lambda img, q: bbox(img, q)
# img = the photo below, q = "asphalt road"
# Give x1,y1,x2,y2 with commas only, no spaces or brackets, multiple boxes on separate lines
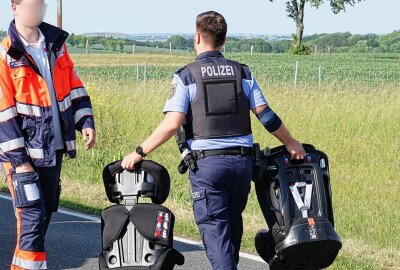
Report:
0,193,268,270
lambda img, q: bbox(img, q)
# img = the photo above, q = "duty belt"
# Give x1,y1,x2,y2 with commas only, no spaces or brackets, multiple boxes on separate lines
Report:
193,147,253,160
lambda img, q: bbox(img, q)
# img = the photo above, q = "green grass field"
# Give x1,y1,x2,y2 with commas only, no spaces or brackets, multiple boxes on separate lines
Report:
1,52,399,269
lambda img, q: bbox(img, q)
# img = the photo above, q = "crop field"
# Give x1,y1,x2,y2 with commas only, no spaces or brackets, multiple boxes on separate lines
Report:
1,52,399,269
71,52,400,87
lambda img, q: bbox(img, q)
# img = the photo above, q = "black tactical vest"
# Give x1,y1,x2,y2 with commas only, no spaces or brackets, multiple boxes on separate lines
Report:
184,59,251,140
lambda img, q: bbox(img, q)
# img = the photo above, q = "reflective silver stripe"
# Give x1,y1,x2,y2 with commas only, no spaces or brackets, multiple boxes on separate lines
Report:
0,44,7,60
0,137,25,153
70,87,89,100
13,256,47,269
0,44,13,64
66,140,76,151
0,106,18,122
58,96,72,112
74,108,93,124
16,102,42,117
26,148,44,159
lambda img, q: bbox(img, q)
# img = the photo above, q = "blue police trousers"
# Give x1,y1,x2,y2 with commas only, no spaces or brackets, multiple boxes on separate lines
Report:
189,154,253,270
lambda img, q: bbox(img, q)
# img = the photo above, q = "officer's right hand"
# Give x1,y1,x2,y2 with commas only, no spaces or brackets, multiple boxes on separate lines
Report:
15,162,35,173
121,152,143,171
285,139,306,160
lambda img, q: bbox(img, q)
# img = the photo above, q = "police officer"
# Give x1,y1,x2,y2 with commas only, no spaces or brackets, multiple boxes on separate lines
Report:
122,11,306,270
0,0,95,269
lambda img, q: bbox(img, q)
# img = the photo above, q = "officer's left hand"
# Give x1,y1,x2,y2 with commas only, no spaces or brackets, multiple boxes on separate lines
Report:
82,128,96,150
121,152,143,170
285,139,306,160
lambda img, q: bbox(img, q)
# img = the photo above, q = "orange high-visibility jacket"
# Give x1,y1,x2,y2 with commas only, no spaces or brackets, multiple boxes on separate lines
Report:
0,21,95,167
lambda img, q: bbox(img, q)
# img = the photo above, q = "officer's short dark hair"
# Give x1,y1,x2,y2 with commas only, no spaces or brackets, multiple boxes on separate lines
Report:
196,11,227,48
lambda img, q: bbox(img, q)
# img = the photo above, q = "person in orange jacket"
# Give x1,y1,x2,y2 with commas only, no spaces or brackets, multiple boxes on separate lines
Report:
0,0,96,269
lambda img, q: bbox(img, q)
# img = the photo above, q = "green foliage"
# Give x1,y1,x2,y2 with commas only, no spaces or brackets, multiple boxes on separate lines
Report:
226,38,273,53
268,0,366,19
329,0,365,13
166,35,193,50
379,30,400,53
304,30,400,53
0,30,7,40
100,38,126,52
288,44,311,54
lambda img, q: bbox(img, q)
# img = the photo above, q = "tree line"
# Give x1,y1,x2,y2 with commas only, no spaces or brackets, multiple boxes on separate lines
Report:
1,29,399,54
65,31,399,54
303,31,400,53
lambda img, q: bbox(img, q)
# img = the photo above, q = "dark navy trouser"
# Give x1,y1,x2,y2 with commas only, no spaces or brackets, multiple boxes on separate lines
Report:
36,150,64,235
189,154,253,270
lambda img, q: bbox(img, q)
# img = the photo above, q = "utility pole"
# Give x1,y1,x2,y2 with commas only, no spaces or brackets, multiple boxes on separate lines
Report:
57,0,63,29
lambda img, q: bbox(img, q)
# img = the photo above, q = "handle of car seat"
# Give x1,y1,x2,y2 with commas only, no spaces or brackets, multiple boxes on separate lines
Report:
289,157,305,165
108,160,145,174
109,160,123,174
280,143,315,164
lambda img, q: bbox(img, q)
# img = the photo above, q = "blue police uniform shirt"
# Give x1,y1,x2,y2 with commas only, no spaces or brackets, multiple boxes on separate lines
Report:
163,51,268,150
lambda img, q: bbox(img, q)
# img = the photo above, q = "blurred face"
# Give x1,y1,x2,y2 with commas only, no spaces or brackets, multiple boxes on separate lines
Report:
12,0,47,28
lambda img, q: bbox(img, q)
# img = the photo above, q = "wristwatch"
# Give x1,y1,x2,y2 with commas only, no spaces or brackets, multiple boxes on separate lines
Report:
135,146,147,158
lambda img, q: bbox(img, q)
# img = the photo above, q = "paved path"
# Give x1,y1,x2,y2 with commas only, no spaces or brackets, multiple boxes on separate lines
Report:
0,193,268,270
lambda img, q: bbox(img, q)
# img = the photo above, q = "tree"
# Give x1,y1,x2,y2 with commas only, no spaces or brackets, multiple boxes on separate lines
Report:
117,39,126,52
167,35,192,50
67,33,77,47
254,38,272,53
268,0,365,48
379,30,400,53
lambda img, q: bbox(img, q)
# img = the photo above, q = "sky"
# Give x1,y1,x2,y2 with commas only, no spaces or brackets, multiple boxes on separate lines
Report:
0,0,398,36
